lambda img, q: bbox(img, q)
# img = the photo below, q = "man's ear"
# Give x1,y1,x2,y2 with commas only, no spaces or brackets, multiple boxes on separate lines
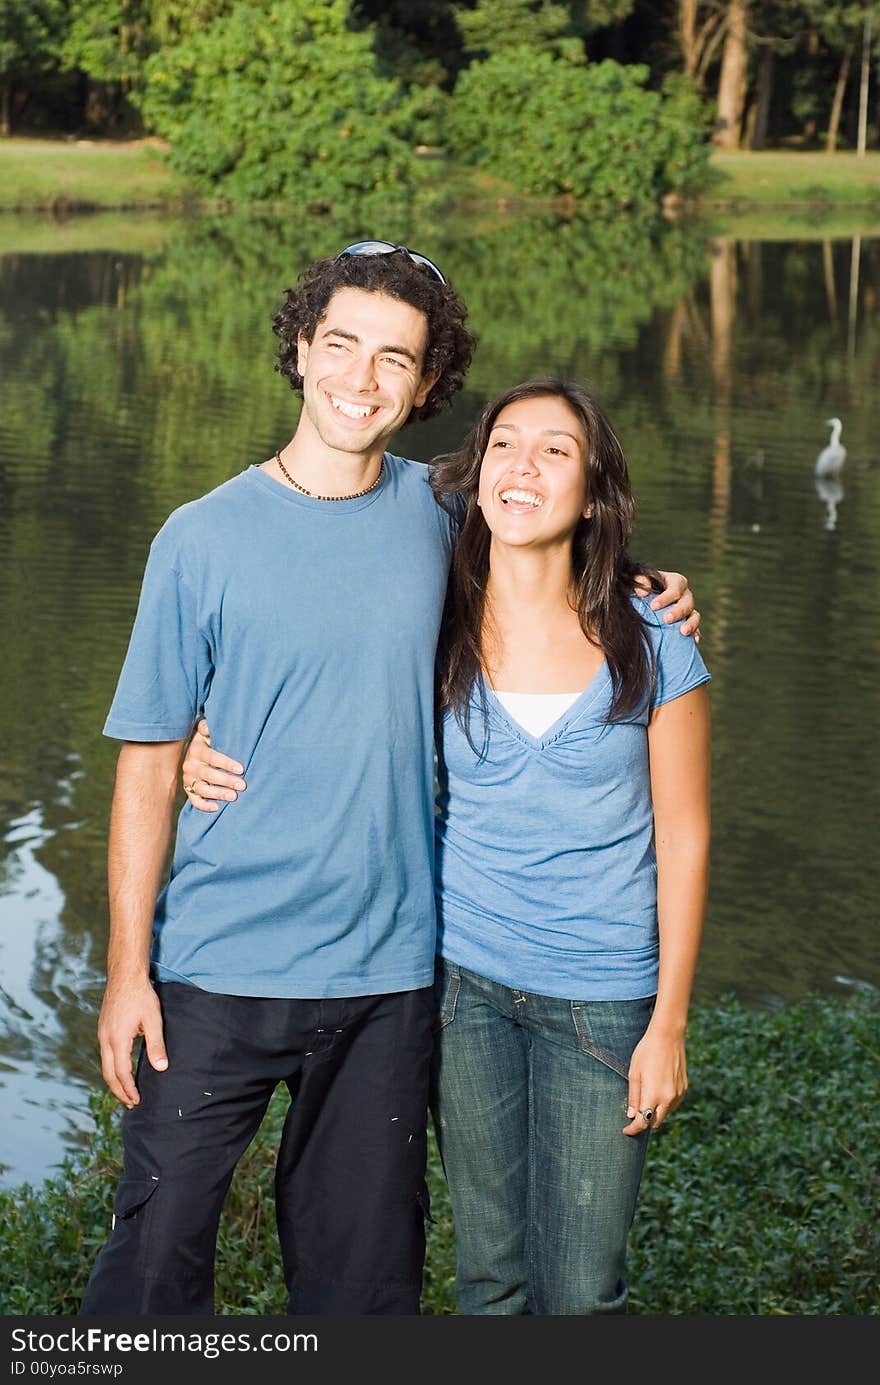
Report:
296,333,310,377
413,370,440,409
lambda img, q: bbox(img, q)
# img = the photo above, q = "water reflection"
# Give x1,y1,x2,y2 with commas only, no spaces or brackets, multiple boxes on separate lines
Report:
1,212,878,1185
816,475,845,531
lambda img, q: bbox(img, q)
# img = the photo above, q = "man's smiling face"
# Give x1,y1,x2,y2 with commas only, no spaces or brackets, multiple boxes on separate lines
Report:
296,288,437,459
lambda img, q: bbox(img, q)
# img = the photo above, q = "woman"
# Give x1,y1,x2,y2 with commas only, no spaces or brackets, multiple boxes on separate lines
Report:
182,379,710,1315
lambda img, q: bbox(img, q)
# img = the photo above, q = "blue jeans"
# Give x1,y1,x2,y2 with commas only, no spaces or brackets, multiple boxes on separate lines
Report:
430,960,654,1315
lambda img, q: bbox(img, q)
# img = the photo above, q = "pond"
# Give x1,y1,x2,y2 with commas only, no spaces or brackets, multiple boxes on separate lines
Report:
1,208,878,1187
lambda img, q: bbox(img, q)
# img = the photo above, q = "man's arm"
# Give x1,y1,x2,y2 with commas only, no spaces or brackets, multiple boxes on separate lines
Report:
98,739,186,1107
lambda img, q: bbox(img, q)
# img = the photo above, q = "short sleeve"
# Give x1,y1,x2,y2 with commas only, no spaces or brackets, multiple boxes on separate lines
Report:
649,612,711,712
103,523,213,742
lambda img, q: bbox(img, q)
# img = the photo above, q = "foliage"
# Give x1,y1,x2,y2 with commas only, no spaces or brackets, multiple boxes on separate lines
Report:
628,991,880,1313
59,1,151,89
451,0,638,59
446,51,712,208
0,0,65,133
1,993,876,1315
133,0,436,210
0,0,63,79
453,0,577,60
354,0,464,89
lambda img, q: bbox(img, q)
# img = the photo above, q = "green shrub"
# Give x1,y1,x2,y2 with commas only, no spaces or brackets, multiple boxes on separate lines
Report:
134,0,438,212
445,52,711,210
1,993,876,1315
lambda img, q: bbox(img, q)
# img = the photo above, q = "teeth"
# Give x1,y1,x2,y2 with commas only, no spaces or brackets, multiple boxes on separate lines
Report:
329,394,378,420
500,488,543,507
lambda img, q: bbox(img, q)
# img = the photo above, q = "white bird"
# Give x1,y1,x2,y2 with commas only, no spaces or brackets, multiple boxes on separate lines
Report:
814,417,847,477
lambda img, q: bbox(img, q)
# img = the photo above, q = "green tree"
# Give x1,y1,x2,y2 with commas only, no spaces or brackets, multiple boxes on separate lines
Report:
135,0,437,210
58,0,234,131
0,0,64,135
446,50,711,209
453,0,576,59
451,0,637,60
354,1,462,89
799,1,880,149
60,0,151,131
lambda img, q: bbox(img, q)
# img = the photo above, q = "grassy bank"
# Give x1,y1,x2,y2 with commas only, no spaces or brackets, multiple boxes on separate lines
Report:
0,137,192,211
0,210,181,255
1,991,877,1316
705,150,880,210
3,139,880,219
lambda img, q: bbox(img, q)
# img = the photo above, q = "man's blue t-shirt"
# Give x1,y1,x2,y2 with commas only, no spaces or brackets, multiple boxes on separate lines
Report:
434,597,710,1000
104,458,455,998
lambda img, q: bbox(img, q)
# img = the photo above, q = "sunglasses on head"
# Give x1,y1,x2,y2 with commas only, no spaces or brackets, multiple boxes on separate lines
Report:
334,240,447,286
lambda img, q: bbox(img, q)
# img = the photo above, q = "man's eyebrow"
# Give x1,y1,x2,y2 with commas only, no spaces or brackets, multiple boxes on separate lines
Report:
491,423,581,443
320,325,419,364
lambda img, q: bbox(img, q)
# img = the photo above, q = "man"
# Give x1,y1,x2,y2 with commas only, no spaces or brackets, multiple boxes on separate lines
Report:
81,241,699,1316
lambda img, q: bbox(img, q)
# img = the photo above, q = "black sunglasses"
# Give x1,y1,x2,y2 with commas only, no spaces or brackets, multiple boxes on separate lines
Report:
334,240,447,286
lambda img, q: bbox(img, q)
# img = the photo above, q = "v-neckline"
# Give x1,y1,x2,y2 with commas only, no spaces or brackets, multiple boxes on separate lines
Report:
485,661,609,750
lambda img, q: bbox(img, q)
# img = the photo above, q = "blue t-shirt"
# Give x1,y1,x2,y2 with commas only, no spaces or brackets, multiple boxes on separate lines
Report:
104,458,456,998
434,597,710,1000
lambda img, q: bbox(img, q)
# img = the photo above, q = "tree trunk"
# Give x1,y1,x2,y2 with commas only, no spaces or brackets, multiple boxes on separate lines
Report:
827,46,852,153
663,296,687,381
1,81,10,138
714,0,749,149
848,235,861,361
710,238,736,559
750,48,773,150
746,239,763,316
822,240,837,322
85,79,113,133
857,16,872,157
680,0,698,75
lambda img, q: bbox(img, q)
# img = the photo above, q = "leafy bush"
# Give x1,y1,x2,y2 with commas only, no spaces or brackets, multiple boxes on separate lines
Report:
445,51,711,210
134,0,439,211
1,993,876,1315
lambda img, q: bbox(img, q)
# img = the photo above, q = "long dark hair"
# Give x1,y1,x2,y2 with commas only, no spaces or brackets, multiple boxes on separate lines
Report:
430,379,661,745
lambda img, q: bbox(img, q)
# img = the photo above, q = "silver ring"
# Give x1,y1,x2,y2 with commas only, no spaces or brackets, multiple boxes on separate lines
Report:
639,1107,655,1123
184,781,197,795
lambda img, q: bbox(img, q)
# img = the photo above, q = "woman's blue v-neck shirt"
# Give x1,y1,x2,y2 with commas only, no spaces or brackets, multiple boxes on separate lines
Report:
434,597,710,1000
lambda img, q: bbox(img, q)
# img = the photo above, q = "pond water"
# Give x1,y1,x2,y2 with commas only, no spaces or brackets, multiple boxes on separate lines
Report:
1,210,878,1187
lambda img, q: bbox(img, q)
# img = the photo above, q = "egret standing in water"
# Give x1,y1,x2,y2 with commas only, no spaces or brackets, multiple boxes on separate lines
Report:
815,417,847,477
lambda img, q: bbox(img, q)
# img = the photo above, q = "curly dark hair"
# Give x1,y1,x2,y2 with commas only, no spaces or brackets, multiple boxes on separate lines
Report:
272,251,476,423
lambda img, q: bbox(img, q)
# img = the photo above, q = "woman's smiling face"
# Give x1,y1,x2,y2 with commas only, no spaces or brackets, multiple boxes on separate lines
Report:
477,394,591,551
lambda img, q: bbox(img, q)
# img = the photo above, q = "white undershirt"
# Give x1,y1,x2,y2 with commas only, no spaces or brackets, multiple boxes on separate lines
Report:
493,690,582,738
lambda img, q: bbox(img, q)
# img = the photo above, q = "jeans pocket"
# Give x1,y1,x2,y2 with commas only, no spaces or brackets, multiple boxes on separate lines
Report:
570,996,655,1079
433,962,461,1032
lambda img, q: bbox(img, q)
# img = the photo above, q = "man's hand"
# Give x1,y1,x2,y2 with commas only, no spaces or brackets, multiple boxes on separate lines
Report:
634,570,701,641
98,976,167,1107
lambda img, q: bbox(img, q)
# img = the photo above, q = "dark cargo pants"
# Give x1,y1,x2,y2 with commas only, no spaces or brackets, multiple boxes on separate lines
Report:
80,981,434,1315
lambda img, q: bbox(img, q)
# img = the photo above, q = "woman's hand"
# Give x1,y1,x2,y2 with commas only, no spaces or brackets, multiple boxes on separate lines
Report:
182,719,246,813
634,570,701,641
622,1024,688,1136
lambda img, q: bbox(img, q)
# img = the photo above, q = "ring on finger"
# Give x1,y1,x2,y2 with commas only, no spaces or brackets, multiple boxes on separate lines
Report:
639,1107,655,1123
184,781,198,794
